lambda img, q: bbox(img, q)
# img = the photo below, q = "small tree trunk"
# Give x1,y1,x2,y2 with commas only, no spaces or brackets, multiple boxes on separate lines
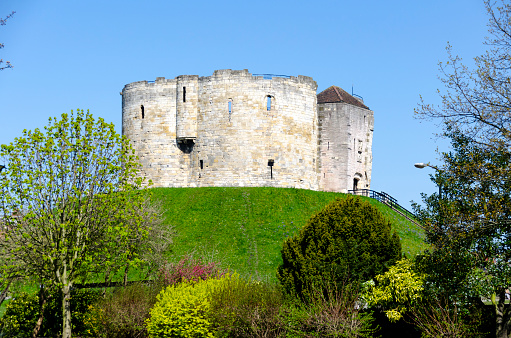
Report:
495,288,511,338
103,266,112,298
0,278,13,308
33,286,48,338
123,261,130,287
62,283,72,338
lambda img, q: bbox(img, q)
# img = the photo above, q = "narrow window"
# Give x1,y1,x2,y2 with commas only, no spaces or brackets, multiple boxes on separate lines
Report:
268,159,274,179
228,100,232,121
141,105,145,119
183,87,186,102
267,96,272,111
200,160,203,170
327,142,329,150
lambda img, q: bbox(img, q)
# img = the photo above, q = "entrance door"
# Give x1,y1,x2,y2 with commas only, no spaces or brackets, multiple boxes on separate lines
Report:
353,178,359,191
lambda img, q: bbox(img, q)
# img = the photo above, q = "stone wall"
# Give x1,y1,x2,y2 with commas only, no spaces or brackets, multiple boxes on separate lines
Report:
121,69,320,189
317,102,374,192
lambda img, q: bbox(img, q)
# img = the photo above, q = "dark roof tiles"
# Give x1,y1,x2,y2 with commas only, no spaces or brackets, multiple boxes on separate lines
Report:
317,86,369,110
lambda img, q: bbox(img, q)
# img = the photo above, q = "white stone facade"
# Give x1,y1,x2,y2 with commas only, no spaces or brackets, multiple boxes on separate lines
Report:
121,69,373,192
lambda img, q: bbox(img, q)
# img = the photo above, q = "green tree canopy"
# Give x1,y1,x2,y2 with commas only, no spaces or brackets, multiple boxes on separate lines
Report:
414,129,511,337
0,110,149,338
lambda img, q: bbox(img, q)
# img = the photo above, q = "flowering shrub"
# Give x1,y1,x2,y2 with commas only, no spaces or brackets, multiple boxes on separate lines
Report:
158,256,225,286
146,274,233,338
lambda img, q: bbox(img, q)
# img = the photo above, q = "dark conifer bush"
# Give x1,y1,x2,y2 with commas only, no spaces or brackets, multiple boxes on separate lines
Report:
277,196,401,300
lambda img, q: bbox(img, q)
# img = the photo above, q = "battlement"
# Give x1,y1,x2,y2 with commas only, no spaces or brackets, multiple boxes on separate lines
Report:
122,69,317,94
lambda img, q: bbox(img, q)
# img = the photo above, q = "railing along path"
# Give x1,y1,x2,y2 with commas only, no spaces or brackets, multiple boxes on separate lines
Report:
348,189,421,227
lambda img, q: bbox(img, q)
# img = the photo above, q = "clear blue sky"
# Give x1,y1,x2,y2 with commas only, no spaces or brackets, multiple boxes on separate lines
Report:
0,0,489,210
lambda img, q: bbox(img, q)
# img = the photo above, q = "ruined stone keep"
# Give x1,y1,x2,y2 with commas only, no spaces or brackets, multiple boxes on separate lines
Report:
121,69,373,193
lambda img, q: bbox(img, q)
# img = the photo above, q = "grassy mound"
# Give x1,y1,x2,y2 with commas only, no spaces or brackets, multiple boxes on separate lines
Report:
152,187,426,281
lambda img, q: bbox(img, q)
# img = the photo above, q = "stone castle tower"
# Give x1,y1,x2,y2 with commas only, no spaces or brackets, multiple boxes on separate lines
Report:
121,69,373,192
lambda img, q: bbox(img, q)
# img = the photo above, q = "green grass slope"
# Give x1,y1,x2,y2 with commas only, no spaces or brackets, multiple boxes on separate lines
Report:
152,187,426,281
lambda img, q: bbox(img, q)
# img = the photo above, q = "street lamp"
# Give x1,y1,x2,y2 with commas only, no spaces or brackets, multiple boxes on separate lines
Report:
414,162,442,199
415,162,446,229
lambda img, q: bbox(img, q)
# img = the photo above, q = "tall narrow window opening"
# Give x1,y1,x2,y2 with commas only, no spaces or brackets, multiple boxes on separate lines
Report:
200,160,203,170
183,87,186,102
228,100,232,121
141,105,145,119
328,142,329,150
268,159,274,179
267,96,272,111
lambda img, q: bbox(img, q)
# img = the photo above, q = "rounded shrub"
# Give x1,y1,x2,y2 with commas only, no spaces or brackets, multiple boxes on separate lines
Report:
146,274,232,338
277,196,401,300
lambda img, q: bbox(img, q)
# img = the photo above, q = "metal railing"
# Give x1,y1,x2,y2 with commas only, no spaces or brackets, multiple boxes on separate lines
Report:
348,189,418,224
352,93,364,101
253,74,291,79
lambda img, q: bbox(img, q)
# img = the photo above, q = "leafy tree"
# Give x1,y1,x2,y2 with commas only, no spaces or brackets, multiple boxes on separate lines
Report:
277,196,401,301
414,130,511,337
0,11,15,71
0,110,149,338
415,1,511,337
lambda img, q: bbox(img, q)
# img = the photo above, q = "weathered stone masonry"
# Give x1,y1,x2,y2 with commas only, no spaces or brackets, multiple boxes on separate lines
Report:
121,69,373,193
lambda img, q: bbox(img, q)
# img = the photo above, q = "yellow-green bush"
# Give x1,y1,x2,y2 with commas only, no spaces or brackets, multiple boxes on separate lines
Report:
146,274,232,338
363,259,424,322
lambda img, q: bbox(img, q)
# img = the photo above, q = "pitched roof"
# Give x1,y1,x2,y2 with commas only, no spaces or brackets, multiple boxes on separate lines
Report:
317,86,369,110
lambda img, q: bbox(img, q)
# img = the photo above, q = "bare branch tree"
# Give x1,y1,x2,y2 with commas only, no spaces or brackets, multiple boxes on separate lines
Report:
0,11,15,71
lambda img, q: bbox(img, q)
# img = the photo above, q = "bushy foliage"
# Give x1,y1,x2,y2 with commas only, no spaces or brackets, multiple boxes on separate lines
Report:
158,256,226,286
0,288,100,337
209,275,373,337
85,283,160,338
363,259,424,322
282,280,375,338
145,271,373,338
0,292,39,337
146,274,231,338
278,196,401,300
409,298,484,338
209,278,285,337
84,257,225,338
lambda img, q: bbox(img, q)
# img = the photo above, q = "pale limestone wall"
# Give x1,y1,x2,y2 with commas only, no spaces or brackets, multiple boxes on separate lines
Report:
122,69,319,189
318,102,374,193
